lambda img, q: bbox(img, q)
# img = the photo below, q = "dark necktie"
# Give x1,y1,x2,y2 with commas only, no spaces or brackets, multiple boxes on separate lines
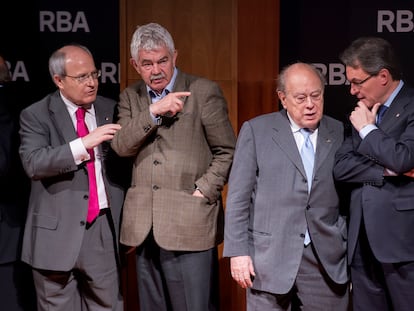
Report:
377,105,388,125
76,108,99,223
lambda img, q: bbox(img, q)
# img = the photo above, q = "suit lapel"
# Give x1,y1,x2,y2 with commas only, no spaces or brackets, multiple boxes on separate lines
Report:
271,111,307,178
378,85,410,131
94,99,113,127
314,117,336,173
49,91,77,143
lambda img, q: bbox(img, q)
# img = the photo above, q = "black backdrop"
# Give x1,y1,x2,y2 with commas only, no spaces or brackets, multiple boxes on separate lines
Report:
1,0,119,115
280,0,414,124
1,1,413,123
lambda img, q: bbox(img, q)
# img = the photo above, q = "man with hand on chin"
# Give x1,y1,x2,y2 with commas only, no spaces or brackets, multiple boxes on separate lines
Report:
334,36,414,311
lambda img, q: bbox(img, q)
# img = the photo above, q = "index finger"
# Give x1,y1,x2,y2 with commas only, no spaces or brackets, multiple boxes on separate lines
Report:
371,102,381,115
172,91,191,98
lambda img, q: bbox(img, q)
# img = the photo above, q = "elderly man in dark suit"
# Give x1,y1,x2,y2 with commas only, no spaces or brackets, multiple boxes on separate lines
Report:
334,36,414,311
19,44,127,311
224,62,349,310
111,22,236,311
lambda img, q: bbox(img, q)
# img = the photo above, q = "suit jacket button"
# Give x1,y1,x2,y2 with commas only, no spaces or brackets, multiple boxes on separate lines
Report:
152,185,159,191
306,205,310,210
80,221,86,226
300,233,305,238
83,194,89,200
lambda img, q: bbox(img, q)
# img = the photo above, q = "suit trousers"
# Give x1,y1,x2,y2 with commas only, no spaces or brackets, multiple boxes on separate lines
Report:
247,243,349,311
32,212,123,311
135,231,220,311
351,223,414,311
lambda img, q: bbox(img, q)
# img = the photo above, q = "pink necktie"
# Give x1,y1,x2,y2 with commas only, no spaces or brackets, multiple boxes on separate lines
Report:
76,108,99,223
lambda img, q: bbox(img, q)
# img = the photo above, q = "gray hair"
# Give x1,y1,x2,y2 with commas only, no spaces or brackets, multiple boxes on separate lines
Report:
48,44,93,80
130,23,175,62
339,36,402,80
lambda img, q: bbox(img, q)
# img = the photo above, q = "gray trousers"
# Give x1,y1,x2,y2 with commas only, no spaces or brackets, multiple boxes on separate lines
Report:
32,213,123,311
247,244,350,311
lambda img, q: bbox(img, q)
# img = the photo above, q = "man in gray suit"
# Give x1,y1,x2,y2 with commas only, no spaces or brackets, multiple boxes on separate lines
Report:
111,23,236,311
224,62,349,310
19,44,127,311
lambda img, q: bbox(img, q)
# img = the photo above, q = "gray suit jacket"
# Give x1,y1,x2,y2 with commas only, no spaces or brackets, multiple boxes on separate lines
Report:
111,70,236,251
223,110,348,294
19,91,127,271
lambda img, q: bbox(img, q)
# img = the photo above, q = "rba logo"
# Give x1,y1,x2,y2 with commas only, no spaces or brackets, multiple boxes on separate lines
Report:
378,10,414,32
39,11,90,32
313,63,348,86
7,61,120,83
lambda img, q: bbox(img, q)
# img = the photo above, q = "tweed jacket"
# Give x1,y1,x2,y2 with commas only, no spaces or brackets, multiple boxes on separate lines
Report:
111,70,236,251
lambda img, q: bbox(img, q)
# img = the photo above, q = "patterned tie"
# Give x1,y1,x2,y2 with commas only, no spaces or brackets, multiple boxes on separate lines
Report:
76,108,99,223
377,105,388,125
300,128,315,246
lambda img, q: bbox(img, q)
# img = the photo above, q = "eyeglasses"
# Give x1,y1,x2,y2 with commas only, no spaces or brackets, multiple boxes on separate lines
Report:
288,91,323,105
64,70,101,84
350,75,373,89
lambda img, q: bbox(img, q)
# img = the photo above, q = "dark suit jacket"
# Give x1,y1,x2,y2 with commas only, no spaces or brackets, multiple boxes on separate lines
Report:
334,83,414,263
111,70,236,251
19,91,128,271
223,110,348,294
0,85,29,264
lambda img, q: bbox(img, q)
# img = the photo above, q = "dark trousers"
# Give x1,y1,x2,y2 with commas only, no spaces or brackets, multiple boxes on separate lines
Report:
0,260,37,311
351,224,414,311
135,232,220,311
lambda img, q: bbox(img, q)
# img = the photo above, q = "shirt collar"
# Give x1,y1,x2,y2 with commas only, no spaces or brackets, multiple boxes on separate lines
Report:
147,67,178,99
383,80,404,109
60,92,95,117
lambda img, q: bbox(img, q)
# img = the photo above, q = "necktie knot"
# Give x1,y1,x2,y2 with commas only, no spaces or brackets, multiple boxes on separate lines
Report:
76,107,87,121
377,105,388,124
300,128,311,139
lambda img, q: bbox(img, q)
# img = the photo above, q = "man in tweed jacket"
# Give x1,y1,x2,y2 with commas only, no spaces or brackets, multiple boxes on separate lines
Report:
111,23,236,311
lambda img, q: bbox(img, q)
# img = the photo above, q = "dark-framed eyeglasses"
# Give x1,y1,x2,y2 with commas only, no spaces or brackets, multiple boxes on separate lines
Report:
64,70,101,84
350,75,373,89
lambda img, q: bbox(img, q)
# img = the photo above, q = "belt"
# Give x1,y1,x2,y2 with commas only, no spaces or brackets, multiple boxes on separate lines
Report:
98,208,109,216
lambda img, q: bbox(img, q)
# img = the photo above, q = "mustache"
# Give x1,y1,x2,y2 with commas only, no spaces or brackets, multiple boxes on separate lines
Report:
150,73,165,81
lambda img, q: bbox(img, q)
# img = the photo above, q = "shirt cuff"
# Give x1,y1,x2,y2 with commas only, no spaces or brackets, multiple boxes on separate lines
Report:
359,124,378,139
70,138,90,165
